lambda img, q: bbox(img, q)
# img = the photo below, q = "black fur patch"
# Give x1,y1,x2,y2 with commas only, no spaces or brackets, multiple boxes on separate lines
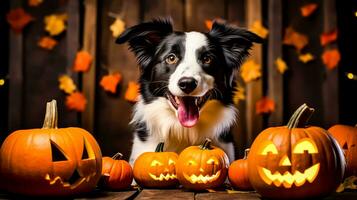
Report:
133,121,148,142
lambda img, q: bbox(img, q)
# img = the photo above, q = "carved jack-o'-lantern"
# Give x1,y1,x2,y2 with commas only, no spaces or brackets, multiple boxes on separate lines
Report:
176,138,229,190
133,142,179,188
248,104,345,199
0,100,102,196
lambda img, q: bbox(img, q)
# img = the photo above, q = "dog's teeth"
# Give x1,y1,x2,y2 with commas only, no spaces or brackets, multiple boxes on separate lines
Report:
175,96,180,105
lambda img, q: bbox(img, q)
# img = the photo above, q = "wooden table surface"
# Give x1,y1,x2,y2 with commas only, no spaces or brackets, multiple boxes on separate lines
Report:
0,189,356,200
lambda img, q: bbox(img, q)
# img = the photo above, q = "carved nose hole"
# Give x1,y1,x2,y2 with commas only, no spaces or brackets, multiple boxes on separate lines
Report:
279,155,291,166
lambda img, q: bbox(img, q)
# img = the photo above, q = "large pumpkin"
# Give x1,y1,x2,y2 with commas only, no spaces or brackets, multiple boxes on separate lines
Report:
133,142,179,188
248,104,345,199
228,149,253,190
176,138,229,190
328,124,357,177
101,153,133,190
0,100,102,196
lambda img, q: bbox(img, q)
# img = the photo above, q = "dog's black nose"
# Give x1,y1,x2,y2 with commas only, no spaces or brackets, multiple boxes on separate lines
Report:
178,77,198,94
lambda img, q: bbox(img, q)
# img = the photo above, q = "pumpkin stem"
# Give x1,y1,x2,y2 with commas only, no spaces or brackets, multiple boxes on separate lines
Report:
243,148,250,160
155,142,165,152
42,99,58,129
112,152,123,160
287,103,315,129
200,138,212,150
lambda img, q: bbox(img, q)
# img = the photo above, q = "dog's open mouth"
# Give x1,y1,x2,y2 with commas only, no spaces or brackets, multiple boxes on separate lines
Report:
166,91,210,127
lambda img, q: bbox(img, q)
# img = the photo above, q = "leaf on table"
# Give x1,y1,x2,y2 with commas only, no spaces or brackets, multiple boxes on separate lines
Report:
110,18,125,38
66,92,87,112
320,29,338,46
58,75,76,94
206,189,216,193
240,60,262,83
28,0,43,7
322,48,341,70
336,176,357,193
38,36,58,50
249,20,268,39
100,72,122,94
283,27,308,52
233,84,245,105
275,57,288,74
73,50,93,72
125,81,140,102
299,53,315,63
6,8,33,33
300,3,318,17
256,97,275,115
44,14,68,36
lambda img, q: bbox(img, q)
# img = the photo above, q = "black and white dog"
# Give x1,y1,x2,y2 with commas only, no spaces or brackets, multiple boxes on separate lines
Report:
116,19,262,164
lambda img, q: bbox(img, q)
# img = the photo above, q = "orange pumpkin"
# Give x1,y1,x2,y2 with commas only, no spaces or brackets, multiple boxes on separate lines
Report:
0,100,102,196
133,142,179,188
228,149,253,190
101,153,133,190
329,124,357,177
247,104,345,199
176,138,229,190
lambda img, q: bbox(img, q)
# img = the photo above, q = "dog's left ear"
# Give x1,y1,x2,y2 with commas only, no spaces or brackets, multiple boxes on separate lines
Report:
208,21,263,68
116,18,173,67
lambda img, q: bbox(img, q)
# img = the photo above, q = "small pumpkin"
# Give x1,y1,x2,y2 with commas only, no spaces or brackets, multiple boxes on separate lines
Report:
328,124,357,177
247,104,345,199
133,142,179,188
101,153,133,190
0,100,102,196
228,148,253,190
176,138,229,190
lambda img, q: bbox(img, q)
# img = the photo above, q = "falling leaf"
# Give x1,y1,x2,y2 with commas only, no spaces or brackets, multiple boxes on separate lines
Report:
38,36,58,50
100,73,122,94
44,14,68,36
58,75,76,94
320,29,338,46
256,97,275,115
250,20,268,39
28,0,43,7
73,50,93,72
205,20,213,30
299,53,315,63
336,176,357,193
125,81,140,102
240,60,262,83
322,49,341,70
66,92,87,112
233,84,245,105
275,57,288,74
283,27,308,52
300,3,318,17
110,18,125,38
6,8,33,33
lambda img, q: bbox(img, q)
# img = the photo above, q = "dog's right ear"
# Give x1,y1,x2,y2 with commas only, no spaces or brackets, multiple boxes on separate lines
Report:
116,18,173,66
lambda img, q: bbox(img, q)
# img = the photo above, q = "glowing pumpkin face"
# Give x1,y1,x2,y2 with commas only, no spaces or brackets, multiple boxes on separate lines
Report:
177,139,229,190
248,104,345,199
133,143,179,188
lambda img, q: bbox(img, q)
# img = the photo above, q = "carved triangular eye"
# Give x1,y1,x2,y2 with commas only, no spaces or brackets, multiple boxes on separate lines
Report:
51,141,68,162
342,142,348,150
81,142,89,159
81,138,95,160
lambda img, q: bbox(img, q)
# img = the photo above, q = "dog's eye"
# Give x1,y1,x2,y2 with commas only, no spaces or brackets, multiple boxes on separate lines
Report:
202,55,212,64
165,54,179,65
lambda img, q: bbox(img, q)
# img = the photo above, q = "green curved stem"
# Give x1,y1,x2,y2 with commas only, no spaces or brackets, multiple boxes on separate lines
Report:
155,142,164,152
200,138,212,150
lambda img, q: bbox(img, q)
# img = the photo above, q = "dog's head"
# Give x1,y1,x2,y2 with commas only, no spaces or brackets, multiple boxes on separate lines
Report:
117,18,262,128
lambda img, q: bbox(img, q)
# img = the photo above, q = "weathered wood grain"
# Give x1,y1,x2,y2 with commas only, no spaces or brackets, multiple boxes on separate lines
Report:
135,189,195,200
195,191,260,200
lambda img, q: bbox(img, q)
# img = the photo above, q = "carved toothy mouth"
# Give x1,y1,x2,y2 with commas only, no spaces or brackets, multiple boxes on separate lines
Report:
183,170,221,184
257,163,320,188
45,171,96,189
149,173,177,181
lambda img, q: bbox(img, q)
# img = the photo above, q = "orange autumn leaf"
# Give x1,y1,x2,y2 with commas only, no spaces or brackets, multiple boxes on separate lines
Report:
205,18,225,30
66,92,87,112
100,73,122,94
73,51,93,72
283,27,308,52
6,8,33,33
240,60,262,83
299,53,315,63
256,97,275,115
44,14,68,36
28,0,43,7
125,81,140,102
320,30,338,46
300,3,318,17
322,49,341,70
38,36,58,50
250,20,269,39
275,57,288,74
58,75,76,94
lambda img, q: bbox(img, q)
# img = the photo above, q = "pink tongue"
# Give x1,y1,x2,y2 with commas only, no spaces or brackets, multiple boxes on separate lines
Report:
178,97,199,127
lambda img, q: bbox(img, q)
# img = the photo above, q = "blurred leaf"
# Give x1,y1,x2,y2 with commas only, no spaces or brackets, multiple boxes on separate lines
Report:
256,97,275,115
28,0,43,7
320,29,338,46
283,27,308,52
240,60,262,83
73,50,93,72
66,92,87,112
6,8,33,33
275,57,288,74
100,73,122,94
322,48,340,70
44,14,67,36
299,53,315,63
300,3,318,17
58,75,76,94
38,36,58,50
250,20,268,39
233,84,245,105
125,81,140,102
110,18,125,38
